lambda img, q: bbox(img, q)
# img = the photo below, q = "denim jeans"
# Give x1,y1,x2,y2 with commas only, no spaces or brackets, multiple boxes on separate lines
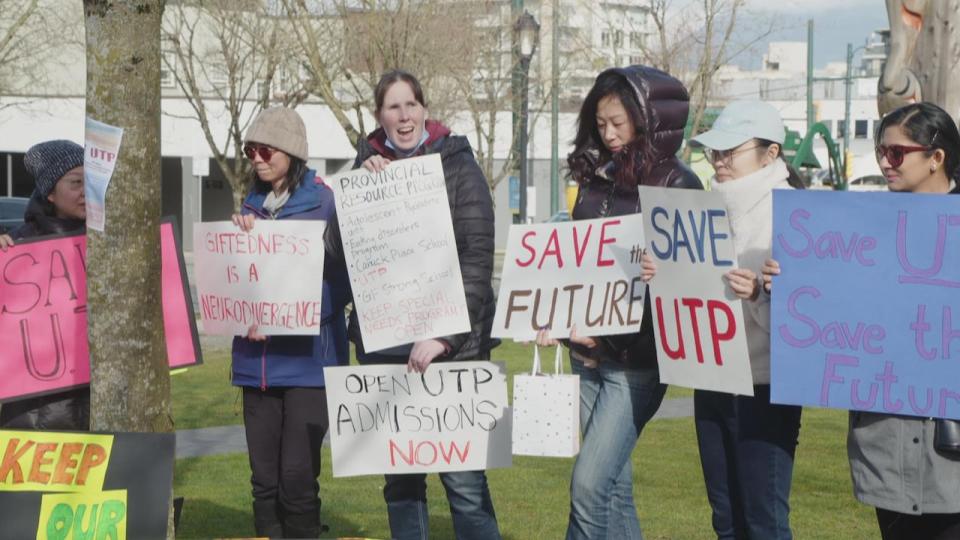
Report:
694,386,802,540
383,470,501,540
566,359,667,540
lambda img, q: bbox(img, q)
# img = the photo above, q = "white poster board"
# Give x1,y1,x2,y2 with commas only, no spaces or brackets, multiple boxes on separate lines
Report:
492,214,647,340
330,154,471,352
638,186,754,395
193,220,326,336
324,361,512,477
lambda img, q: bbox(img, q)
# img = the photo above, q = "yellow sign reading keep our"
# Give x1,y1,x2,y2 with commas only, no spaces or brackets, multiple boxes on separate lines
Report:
37,489,127,540
0,431,114,492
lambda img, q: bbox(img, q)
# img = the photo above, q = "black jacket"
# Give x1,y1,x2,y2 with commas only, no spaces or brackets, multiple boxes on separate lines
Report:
569,65,703,369
0,195,89,430
330,120,497,362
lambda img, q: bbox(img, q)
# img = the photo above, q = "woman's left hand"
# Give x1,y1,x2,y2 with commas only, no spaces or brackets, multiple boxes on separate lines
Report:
640,250,657,283
725,268,759,301
246,324,267,342
408,339,447,373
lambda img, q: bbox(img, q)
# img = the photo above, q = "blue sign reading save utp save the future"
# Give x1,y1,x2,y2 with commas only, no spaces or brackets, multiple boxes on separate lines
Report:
771,189,960,419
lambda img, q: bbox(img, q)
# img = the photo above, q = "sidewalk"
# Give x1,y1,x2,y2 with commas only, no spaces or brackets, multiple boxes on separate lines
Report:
174,397,694,459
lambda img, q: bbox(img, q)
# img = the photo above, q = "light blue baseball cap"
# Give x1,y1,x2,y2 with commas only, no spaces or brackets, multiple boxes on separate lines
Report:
689,100,786,150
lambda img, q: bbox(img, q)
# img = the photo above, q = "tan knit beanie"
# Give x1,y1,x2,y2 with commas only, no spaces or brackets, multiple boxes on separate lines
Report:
244,107,308,161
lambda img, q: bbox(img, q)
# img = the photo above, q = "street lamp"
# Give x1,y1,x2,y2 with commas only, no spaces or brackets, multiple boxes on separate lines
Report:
515,10,540,223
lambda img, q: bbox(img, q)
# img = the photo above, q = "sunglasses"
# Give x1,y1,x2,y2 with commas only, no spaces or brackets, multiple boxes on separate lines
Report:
243,143,277,162
704,144,761,164
875,144,931,168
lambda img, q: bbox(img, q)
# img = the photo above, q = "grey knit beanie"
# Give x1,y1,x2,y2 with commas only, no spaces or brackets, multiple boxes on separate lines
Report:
244,107,308,161
24,140,85,198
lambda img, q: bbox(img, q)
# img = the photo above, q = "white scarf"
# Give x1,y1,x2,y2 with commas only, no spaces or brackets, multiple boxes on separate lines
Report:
262,189,290,218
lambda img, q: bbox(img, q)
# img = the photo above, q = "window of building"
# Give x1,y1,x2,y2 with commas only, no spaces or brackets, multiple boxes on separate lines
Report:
160,51,176,88
613,30,623,48
630,31,644,49
837,120,846,138
855,119,869,139
601,31,610,47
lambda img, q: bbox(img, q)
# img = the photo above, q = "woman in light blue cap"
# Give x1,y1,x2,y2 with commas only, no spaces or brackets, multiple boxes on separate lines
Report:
688,100,804,540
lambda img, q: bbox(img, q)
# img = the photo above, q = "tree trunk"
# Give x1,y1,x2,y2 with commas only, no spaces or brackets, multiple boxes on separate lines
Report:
83,0,172,433
84,3,172,535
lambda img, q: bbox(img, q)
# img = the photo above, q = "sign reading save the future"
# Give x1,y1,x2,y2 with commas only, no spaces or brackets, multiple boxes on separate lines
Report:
193,220,327,336
772,190,960,419
0,430,175,539
330,154,470,352
492,215,647,339
639,186,753,396
324,362,511,477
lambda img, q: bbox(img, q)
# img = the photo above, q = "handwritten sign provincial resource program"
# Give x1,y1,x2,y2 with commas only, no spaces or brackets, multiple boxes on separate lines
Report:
324,362,511,477
639,186,753,396
193,220,326,336
493,215,647,340
771,190,960,419
330,154,471,352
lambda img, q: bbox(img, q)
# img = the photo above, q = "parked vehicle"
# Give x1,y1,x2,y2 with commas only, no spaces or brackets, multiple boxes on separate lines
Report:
0,196,29,234
848,175,888,191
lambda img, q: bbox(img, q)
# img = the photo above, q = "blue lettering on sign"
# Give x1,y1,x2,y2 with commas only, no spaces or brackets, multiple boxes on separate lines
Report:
649,206,732,266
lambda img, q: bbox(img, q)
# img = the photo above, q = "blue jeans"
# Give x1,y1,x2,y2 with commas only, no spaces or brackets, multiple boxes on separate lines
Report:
566,359,667,540
383,470,501,540
694,386,802,540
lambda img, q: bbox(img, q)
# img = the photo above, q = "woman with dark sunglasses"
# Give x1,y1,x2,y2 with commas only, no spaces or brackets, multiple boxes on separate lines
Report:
230,106,349,538
764,102,960,540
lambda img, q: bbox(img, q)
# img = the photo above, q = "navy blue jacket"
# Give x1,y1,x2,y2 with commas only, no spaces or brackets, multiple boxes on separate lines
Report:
231,170,350,388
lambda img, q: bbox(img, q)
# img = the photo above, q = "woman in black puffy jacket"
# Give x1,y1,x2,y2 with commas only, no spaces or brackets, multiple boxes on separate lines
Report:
540,66,702,540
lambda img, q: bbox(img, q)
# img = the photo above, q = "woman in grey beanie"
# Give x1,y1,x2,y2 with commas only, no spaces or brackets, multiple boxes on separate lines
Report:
0,139,89,430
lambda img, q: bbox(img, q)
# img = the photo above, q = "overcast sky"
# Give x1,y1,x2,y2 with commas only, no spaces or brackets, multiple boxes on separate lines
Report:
738,0,890,69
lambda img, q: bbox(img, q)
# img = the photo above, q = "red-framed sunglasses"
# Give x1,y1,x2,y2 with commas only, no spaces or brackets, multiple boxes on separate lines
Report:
243,143,276,162
875,144,931,168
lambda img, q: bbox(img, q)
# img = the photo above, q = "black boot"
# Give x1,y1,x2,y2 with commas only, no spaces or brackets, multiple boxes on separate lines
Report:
252,499,284,538
282,508,327,539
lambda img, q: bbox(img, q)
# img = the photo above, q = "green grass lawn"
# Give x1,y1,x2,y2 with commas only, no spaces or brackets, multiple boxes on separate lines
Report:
172,341,875,538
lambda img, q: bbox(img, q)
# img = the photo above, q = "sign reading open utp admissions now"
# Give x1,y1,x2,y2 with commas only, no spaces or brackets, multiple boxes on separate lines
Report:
331,155,471,353
324,362,511,477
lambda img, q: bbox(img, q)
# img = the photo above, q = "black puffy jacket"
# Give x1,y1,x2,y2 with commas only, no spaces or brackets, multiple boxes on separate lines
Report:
569,65,703,369
0,195,89,430
333,120,497,362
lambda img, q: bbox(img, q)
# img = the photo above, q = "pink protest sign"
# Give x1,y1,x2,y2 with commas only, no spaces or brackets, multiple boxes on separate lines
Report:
0,218,202,402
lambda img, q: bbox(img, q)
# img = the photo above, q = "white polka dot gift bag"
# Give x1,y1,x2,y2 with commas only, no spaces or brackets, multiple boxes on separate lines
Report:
511,345,580,457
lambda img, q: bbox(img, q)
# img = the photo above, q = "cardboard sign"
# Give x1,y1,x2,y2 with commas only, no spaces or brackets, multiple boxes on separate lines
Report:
84,118,124,232
771,190,960,418
639,186,753,395
0,218,202,403
0,430,174,540
330,154,471,352
193,220,327,336
324,361,511,477
492,215,646,340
